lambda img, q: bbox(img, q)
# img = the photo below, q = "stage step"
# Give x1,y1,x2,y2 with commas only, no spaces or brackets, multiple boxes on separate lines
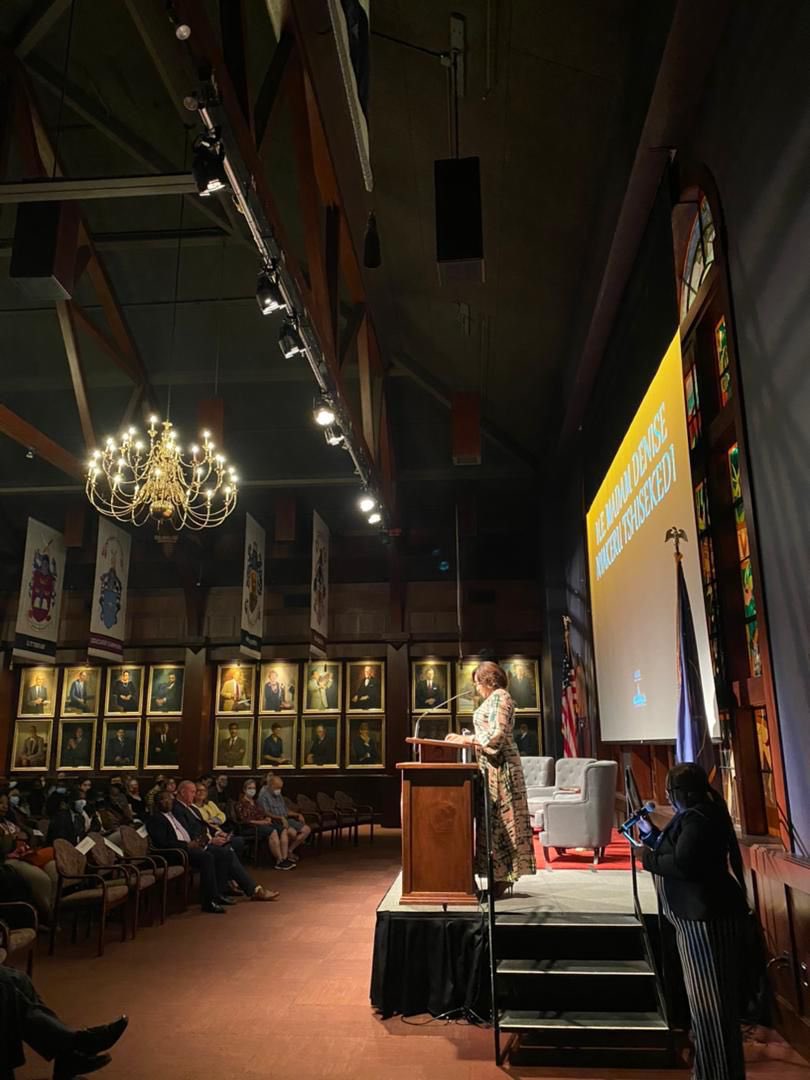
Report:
495,911,641,928
495,911,645,961
499,1009,670,1049
496,957,657,1012
497,957,652,975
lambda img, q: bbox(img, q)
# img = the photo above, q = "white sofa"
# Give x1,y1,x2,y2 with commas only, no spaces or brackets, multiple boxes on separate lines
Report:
539,760,619,870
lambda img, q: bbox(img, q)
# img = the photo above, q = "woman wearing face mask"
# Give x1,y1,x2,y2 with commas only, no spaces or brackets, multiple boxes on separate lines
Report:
234,779,294,869
638,763,750,1080
0,791,56,921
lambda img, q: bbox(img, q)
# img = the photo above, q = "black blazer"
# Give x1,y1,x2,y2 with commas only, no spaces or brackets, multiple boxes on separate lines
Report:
641,801,749,921
171,800,209,842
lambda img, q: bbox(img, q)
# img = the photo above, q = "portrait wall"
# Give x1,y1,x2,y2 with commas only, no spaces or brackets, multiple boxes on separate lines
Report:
455,659,483,715
256,715,296,769
144,718,181,770
60,666,102,716
301,716,340,768
411,660,450,712
215,663,255,714
213,715,254,769
104,665,144,716
346,716,384,768
502,658,541,711
55,718,97,770
346,661,385,713
303,661,342,713
17,666,58,719
100,719,140,770
258,662,299,714
147,664,185,716
410,714,451,741
11,719,52,771
513,715,542,757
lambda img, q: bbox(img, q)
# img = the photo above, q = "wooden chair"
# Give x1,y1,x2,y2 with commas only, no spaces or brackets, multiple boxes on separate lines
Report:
296,793,340,847
86,832,159,936
0,901,38,975
50,839,130,957
283,795,321,853
316,792,356,843
119,826,179,923
334,790,380,843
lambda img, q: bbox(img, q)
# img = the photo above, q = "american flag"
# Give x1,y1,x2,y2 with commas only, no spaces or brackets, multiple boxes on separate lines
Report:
561,620,579,758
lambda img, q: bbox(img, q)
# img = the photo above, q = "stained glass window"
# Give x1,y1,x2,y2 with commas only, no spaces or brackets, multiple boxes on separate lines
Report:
754,707,780,837
684,363,701,449
714,315,731,405
693,479,723,680
680,195,716,319
728,443,762,677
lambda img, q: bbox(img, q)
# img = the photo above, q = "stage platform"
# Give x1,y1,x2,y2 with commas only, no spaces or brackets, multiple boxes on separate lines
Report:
371,864,660,1019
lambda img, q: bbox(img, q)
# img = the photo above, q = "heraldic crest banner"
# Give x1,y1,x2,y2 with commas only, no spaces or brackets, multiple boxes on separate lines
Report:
240,513,265,660
89,519,131,662
310,511,330,653
14,518,66,663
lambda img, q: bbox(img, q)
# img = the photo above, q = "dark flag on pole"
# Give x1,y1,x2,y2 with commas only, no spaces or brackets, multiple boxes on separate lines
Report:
674,550,716,780
561,617,579,758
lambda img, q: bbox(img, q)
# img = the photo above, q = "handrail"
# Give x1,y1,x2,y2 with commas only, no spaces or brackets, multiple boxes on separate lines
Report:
481,766,501,1063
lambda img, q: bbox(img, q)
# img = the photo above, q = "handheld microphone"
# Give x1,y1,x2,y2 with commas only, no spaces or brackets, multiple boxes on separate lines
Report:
619,801,655,832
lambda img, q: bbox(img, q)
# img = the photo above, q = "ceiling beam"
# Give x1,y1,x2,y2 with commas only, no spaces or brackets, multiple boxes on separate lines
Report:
338,301,365,370
0,173,198,203
220,0,252,131
55,300,96,450
0,405,83,480
70,302,141,384
12,0,71,59
255,32,294,149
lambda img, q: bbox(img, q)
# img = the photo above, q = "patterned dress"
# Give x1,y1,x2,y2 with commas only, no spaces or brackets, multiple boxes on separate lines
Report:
473,688,536,882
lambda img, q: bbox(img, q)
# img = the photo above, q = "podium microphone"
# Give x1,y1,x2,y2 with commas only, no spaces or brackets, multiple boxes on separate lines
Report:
413,691,468,740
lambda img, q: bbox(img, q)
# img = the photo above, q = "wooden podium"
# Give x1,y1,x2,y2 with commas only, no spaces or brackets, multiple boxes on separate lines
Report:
398,738,478,906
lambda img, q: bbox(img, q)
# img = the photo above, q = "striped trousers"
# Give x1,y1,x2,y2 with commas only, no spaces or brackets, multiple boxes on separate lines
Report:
664,905,747,1079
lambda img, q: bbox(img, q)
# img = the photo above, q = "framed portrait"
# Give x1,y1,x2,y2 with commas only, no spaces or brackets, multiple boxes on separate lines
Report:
346,661,385,713
100,719,140,770
256,715,297,769
411,714,451,741
455,659,483,715
346,716,384,768
258,662,299,715
214,663,255,715
303,661,342,714
301,716,340,768
55,718,97,771
17,666,58,719
411,660,450,713
60,666,102,717
144,718,181,770
146,664,185,716
213,715,254,769
104,664,145,717
502,658,541,712
11,719,52,771
514,715,542,757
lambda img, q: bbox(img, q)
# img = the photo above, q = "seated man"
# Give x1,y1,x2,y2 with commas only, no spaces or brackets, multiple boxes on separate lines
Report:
157,784,278,906
0,965,127,1080
258,773,311,861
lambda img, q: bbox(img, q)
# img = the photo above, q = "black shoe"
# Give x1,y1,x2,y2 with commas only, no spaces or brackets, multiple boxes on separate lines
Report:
275,859,296,870
75,1016,128,1055
215,894,237,906
202,901,227,914
53,1050,111,1079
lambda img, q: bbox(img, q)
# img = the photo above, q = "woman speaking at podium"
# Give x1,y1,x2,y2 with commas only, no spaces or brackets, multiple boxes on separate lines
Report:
446,662,535,898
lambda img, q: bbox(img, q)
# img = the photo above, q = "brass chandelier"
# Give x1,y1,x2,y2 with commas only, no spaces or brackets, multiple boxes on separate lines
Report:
86,417,238,531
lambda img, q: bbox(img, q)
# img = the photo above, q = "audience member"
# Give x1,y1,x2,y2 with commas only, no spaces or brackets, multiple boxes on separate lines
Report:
234,779,294,869
193,782,227,829
0,964,127,1079
187,781,247,862
125,777,145,821
210,774,230,809
0,791,55,921
258,773,311,861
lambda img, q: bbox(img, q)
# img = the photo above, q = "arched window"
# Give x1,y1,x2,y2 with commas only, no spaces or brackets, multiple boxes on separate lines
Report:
679,194,716,318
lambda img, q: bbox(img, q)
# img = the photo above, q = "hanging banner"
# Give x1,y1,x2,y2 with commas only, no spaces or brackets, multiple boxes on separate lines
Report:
240,513,265,660
310,511,330,654
88,520,131,662
13,518,66,664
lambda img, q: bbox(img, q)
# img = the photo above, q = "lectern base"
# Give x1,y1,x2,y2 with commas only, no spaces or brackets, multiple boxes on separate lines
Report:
400,888,479,906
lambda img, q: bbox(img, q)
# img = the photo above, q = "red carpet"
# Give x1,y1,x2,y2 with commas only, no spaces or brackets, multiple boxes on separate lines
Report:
533,828,634,870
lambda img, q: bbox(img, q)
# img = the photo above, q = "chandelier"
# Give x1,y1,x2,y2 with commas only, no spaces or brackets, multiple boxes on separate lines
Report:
86,417,238,531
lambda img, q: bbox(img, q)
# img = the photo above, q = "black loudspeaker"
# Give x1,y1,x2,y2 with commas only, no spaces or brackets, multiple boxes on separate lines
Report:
10,201,79,300
434,156,485,283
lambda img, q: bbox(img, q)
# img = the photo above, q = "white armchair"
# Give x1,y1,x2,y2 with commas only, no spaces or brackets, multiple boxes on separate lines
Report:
521,756,554,792
539,760,618,870
527,756,596,821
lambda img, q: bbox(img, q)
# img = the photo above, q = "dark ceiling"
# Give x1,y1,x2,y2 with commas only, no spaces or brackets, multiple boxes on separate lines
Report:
0,0,673,589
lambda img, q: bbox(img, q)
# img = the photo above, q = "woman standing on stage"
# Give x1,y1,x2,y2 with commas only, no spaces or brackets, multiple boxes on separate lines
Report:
446,661,535,898
639,763,749,1080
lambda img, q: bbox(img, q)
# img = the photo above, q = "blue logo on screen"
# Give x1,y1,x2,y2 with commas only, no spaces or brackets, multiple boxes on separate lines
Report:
632,670,647,708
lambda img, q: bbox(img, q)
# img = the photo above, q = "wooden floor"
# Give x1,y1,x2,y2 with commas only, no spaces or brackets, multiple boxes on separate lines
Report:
15,830,810,1080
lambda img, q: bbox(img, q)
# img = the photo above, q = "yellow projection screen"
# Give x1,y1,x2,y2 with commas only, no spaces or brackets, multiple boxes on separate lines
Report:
586,333,718,743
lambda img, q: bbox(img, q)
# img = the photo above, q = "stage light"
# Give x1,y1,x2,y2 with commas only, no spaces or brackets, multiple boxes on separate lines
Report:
363,212,381,269
358,492,376,513
191,132,228,197
256,265,285,316
313,397,336,427
367,511,382,525
278,318,304,359
324,427,344,447
175,23,191,40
